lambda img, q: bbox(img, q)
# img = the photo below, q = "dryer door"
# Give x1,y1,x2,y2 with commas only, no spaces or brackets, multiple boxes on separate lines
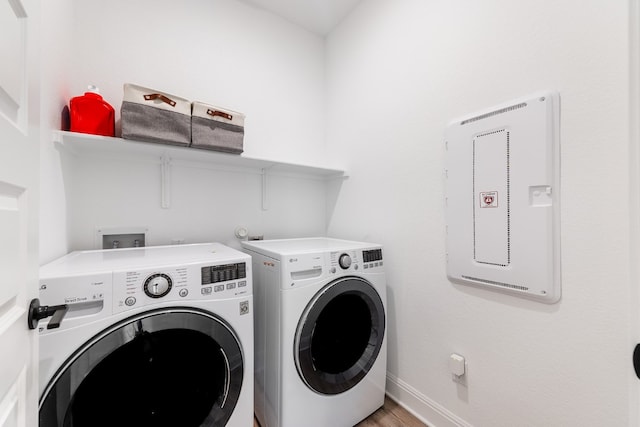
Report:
294,277,385,395
39,308,244,427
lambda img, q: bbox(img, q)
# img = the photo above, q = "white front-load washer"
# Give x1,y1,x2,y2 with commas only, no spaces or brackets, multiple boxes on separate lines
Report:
37,243,253,427
241,237,387,427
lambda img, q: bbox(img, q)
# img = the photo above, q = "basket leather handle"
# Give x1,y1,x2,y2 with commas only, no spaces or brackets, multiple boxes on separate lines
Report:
143,93,177,107
207,109,233,120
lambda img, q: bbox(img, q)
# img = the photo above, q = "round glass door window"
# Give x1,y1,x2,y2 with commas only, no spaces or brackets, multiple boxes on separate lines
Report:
294,277,385,395
39,309,244,427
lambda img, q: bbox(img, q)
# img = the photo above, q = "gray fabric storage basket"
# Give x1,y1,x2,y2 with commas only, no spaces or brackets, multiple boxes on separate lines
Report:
191,101,245,154
121,84,191,146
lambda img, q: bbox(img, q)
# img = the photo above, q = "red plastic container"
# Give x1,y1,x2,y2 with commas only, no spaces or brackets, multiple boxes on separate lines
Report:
69,87,115,137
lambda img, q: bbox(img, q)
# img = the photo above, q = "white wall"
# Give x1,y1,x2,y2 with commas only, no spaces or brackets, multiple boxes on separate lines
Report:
39,0,74,263
40,0,330,260
66,157,328,250
326,0,634,426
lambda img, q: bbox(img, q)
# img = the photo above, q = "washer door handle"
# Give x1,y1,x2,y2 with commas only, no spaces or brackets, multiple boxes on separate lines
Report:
27,298,69,330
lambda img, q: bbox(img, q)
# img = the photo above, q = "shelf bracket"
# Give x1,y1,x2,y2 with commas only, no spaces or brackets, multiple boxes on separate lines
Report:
161,154,171,209
261,167,270,211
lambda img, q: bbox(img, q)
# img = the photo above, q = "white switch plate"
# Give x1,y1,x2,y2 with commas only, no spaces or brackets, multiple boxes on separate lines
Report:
445,91,561,303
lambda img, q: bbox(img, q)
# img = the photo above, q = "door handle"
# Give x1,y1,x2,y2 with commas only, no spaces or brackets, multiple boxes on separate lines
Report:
28,298,69,330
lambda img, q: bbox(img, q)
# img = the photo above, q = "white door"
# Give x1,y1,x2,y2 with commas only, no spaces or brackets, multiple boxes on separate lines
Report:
0,0,40,425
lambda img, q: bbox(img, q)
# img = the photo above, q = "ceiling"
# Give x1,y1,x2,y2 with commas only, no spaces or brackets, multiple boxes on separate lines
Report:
237,0,362,35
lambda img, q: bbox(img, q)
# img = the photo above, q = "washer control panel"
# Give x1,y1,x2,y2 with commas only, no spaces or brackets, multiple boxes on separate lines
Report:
113,261,249,314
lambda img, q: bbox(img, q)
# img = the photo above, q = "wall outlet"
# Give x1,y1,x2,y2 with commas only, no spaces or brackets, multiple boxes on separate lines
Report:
449,353,466,376
450,353,467,386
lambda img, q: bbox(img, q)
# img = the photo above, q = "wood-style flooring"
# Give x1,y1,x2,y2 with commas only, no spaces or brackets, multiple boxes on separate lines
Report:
355,396,427,427
253,395,427,427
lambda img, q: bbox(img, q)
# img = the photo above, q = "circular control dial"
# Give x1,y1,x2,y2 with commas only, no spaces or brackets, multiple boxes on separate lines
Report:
338,253,352,269
144,273,173,298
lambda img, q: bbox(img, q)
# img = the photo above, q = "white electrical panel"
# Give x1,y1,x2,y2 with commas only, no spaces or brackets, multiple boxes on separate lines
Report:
445,91,561,303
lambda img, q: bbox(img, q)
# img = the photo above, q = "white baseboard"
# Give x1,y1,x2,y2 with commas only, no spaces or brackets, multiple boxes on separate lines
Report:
385,373,472,427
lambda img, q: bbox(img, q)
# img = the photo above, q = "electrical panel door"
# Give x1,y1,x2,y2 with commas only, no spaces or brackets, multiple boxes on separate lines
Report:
445,92,561,303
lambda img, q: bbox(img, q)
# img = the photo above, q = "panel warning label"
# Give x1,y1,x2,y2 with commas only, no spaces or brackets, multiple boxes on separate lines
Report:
480,191,498,208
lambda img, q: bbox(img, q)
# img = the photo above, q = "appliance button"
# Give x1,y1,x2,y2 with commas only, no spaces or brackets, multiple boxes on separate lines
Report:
179,289,189,297
124,297,136,306
201,287,213,295
214,284,225,292
238,280,247,287
227,282,236,290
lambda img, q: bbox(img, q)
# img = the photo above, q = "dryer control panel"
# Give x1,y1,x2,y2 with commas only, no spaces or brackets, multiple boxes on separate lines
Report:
328,249,384,274
362,249,383,270
242,238,384,291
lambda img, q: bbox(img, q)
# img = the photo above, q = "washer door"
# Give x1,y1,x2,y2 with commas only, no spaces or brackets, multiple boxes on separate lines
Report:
294,276,385,395
39,308,244,427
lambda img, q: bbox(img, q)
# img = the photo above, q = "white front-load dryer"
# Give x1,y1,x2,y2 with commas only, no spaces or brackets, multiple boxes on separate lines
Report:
241,238,387,427
37,243,253,427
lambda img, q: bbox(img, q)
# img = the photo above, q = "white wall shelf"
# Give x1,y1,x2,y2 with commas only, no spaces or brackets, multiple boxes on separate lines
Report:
53,131,346,177
53,131,346,210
